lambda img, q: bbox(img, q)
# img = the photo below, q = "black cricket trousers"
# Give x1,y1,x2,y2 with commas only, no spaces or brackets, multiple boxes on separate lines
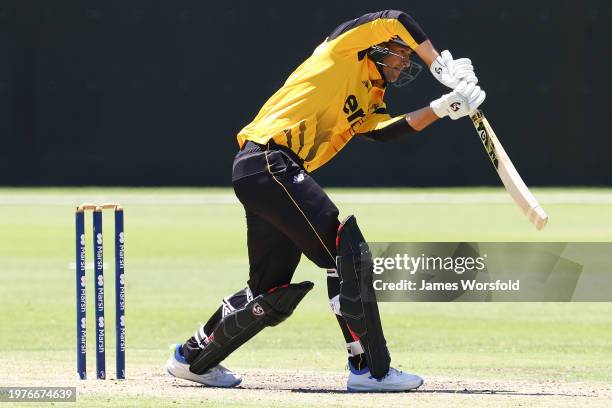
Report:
232,141,340,295
182,140,364,367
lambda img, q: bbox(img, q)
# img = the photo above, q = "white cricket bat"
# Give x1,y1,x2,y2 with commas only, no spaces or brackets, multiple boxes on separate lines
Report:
469,110,548,230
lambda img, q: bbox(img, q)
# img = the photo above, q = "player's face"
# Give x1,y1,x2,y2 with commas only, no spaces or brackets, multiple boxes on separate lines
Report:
382,43,414,83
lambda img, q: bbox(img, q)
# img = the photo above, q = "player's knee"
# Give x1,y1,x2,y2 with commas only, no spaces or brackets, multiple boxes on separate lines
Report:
300,207,339,269
336,214,370,263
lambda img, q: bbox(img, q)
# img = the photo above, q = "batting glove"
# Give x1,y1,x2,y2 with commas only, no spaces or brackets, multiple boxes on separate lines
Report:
430,50,478,89
430,81,486,120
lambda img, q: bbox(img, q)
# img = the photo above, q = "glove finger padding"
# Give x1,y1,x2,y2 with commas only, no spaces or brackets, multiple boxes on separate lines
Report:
452,58,478,84
468,85,481,102
469,90,486,113
461,72,478,84
463,82,476,96
441,50,454,63
452,63,475,75
454,81,468,93
453,57,472,66
453,65,475,77
454,56,479,84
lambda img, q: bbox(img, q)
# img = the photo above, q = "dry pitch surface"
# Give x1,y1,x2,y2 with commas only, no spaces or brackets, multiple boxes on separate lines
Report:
3,363,611,407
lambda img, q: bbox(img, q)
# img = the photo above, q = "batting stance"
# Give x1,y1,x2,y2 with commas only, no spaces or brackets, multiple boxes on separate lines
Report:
167,10,484,392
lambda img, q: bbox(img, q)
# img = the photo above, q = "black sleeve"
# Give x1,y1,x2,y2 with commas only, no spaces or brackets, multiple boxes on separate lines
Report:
327,10,428,45
357,118,417,142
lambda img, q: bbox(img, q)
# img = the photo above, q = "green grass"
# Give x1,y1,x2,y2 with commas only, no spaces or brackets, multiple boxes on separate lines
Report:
0,187,611,407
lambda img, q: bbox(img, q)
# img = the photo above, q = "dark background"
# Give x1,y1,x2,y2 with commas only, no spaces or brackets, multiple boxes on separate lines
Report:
1,0,610,186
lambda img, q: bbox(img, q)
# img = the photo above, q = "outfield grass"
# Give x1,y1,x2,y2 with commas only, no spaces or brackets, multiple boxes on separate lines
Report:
0,188,611,407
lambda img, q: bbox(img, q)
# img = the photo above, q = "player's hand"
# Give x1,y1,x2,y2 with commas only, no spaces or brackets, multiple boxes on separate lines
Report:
430,50,478,89
430,81,486,120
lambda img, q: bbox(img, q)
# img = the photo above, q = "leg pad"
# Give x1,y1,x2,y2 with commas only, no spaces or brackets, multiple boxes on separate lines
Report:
189,281,314,374
337,215,390,379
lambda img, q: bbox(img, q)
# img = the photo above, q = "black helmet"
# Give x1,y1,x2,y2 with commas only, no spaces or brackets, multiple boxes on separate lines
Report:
367,37,423,88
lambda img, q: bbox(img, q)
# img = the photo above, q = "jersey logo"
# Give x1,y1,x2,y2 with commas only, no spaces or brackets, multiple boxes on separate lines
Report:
343,94,365,124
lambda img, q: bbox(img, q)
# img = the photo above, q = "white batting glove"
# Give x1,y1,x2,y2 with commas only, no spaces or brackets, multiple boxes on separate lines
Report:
430,50,478,89
430,81,486,120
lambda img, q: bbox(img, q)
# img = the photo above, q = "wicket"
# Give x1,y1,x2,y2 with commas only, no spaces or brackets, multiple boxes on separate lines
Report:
75,203,126,380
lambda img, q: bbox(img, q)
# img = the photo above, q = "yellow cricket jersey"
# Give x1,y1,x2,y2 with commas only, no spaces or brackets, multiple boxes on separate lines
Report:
237,10,428,172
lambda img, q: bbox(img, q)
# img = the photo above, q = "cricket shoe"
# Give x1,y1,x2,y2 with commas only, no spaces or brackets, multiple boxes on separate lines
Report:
347,360,423,392
166,344,242,387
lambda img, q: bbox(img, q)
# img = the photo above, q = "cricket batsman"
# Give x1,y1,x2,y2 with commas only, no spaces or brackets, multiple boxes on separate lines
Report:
166,10,485,392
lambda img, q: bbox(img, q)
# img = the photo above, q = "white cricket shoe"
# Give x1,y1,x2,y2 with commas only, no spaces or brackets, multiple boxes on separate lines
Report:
347,360,423,392
166,344,242,388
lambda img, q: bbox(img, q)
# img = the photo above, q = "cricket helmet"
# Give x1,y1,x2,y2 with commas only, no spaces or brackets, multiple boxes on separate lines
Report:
367,36,423,88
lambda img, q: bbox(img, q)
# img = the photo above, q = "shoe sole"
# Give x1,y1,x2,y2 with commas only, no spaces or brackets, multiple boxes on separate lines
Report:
166,363,242,388
347,378,424,393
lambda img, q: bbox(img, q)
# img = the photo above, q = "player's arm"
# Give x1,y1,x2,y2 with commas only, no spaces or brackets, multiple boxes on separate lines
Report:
358,82,486,142
328,11,479,89
327,10,428,56
357,108,437,142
